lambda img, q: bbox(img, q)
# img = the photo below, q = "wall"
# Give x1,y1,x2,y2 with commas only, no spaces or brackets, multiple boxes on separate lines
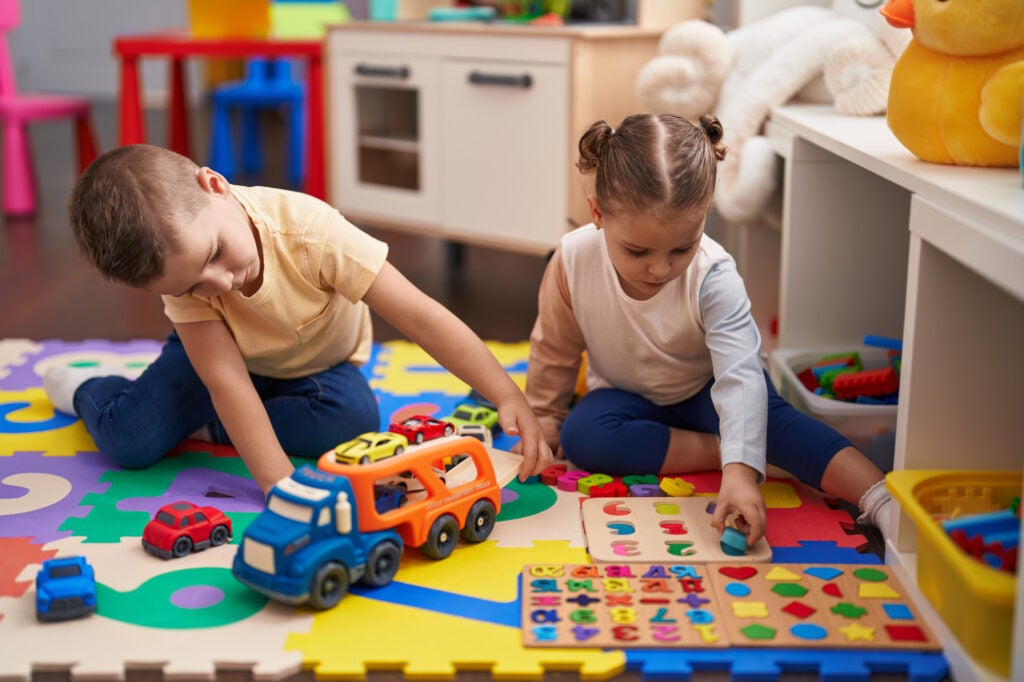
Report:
8,0,190,101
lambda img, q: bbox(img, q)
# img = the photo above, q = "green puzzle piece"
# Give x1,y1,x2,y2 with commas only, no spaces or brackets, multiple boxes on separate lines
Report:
59,451,299,542
97,567,267,628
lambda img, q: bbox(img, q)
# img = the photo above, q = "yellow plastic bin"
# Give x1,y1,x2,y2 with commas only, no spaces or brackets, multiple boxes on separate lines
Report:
887,469,1020,676
188,0,270,38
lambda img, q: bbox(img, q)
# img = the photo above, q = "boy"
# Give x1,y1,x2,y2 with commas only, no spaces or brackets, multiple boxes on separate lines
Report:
49,144,552,495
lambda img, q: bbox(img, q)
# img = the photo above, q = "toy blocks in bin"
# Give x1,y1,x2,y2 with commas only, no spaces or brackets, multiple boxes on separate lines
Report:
887,470,1021,677
188,0,270,38
770,347,897,472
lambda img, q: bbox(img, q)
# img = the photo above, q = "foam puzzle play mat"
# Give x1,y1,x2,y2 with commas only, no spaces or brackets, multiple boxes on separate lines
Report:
0,339,950,681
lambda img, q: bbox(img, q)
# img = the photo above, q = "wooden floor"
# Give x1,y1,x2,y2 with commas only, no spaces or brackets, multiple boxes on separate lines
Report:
0,102,548,344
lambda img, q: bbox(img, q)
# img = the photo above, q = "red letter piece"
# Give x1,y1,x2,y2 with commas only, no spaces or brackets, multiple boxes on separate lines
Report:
591,479,628,497
612,625,639,641
540,464,568,486
680,577,705,593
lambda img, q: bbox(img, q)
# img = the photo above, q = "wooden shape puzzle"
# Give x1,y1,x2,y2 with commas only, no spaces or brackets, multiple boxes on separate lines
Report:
580,497,772,563
521,563,941,652
708,563,941,650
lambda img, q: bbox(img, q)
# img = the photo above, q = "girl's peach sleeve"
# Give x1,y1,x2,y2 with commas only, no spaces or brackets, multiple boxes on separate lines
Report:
525,248,586,450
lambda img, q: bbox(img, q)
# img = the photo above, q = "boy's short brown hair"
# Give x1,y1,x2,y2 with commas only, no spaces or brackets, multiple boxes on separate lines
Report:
67,144,210,287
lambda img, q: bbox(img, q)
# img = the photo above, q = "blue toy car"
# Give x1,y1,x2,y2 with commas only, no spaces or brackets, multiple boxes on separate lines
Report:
36,556,97,622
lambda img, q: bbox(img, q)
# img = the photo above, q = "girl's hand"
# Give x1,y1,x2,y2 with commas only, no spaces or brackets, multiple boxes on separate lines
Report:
499,402,554,481
711,462,767,547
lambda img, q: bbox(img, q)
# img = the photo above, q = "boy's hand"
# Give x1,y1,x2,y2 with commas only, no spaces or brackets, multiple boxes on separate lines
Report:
499,401,554,481
711,462,767,547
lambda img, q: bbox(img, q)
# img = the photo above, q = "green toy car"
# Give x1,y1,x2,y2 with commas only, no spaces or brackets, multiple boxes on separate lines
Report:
444,404,499,434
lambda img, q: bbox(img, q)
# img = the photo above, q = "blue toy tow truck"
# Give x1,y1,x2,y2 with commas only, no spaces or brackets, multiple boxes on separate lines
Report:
232,465,403,609
36,556,98,622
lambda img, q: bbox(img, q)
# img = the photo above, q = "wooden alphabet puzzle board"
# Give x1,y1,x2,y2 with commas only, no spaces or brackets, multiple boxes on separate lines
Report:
581,497,773,563
521,563,941,652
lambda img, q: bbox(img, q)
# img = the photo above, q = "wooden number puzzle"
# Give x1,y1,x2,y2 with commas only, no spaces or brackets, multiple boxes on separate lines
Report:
581,497,773,563
521,563,941,651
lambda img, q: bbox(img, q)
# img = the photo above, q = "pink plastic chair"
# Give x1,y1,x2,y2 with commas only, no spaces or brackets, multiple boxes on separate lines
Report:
0,0,98,216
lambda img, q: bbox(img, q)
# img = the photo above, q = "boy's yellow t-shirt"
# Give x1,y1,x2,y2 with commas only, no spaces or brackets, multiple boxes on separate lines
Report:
161,186,388,379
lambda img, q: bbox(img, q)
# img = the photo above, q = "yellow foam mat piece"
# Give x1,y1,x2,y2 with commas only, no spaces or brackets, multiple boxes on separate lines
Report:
288,541,625,681
371,341,529,397
396,539,587,600
292,595,625,681
0,388,97,457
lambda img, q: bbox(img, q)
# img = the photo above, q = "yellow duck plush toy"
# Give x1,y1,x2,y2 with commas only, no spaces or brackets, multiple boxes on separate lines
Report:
882,0,1024,166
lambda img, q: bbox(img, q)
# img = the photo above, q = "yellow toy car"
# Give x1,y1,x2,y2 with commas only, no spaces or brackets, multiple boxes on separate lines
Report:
332,431,409,465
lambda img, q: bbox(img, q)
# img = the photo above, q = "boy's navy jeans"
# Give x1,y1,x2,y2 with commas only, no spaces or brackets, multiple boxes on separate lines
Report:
559,371,851,489
73,332,380,470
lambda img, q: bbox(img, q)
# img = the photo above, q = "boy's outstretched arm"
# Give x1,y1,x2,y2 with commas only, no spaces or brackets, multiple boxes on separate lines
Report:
176,320,295,495
362,261,553,480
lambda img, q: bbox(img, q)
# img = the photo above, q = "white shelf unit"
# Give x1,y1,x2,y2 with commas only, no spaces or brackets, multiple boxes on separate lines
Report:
767,104,1024,681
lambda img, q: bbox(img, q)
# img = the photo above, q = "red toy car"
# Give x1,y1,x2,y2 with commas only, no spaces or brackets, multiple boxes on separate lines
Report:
142,501,233,559
388,415,455,445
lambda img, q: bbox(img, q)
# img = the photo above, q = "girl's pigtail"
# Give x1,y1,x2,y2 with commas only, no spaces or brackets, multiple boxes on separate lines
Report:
699,115,728,162
577,120,614,174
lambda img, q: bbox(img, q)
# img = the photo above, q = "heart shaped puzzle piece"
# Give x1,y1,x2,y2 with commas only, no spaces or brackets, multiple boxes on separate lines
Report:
718,566,758,581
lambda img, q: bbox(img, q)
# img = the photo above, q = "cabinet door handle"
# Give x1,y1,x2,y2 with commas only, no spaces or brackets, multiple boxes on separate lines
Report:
354,64,410,79
467,71,532,89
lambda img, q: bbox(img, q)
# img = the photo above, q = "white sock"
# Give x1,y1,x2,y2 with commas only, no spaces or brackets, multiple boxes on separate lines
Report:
43,365,124,416
857,478,894,542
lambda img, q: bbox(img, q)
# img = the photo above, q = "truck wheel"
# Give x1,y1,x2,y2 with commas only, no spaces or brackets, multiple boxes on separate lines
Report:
172,536,193,557
362,540,402,587
309,561,349,609
461,499,496,543
422,514,460,560
210,525,230,546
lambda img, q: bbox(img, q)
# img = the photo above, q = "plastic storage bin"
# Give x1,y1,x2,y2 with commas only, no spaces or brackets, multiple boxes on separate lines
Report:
887,469,1020,676
770,347,898,472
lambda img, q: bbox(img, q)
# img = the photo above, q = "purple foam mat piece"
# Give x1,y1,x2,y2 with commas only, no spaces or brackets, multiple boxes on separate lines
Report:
118,467,265,516
0,450,113,543
0,339,163,391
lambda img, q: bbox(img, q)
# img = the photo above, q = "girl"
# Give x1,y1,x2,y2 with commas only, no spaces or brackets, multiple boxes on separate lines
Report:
522,113,892,547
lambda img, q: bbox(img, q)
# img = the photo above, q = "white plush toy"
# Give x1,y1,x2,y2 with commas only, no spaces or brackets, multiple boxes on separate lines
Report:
636,1,910,224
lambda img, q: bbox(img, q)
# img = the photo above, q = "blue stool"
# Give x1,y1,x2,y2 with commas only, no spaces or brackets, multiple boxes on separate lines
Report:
209,57,305,187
